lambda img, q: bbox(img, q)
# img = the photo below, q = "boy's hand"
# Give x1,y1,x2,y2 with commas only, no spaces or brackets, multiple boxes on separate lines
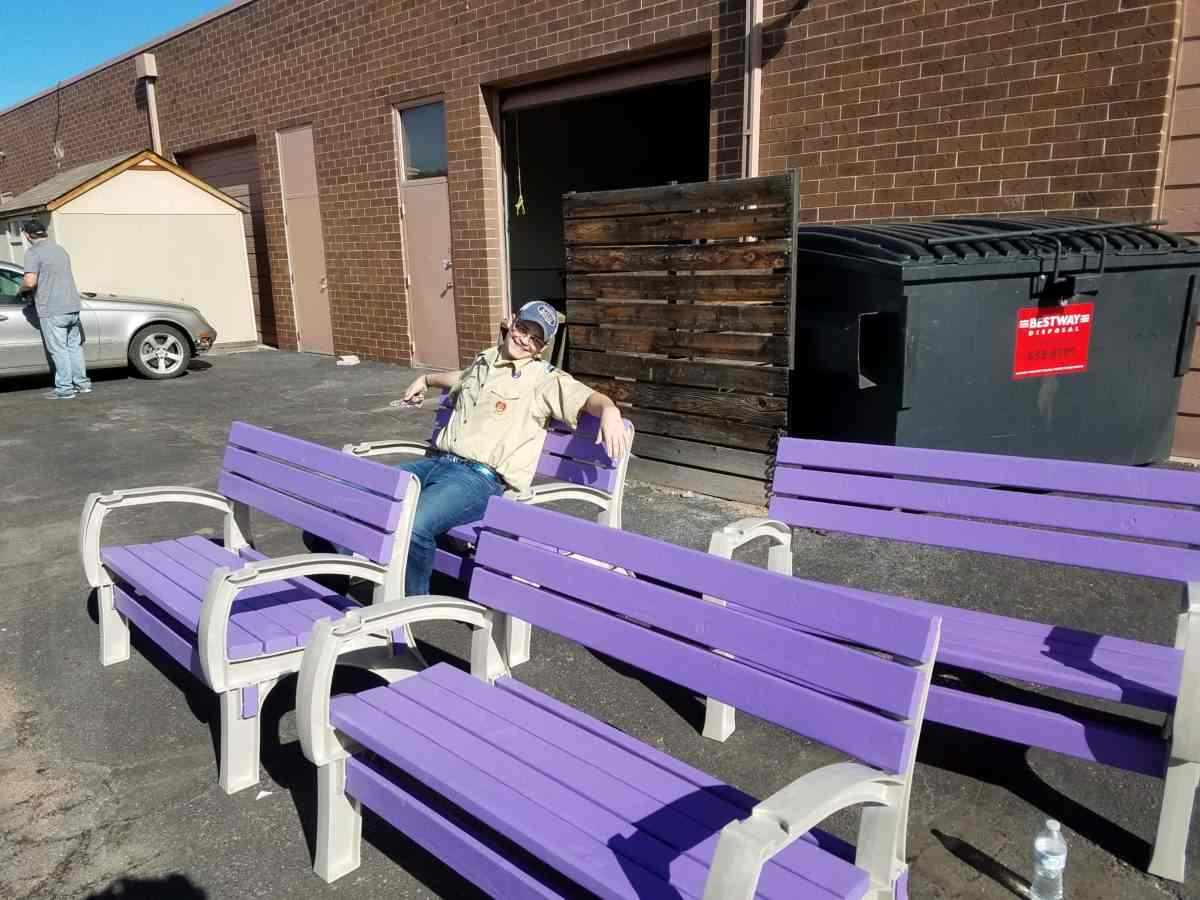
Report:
401,374,428,407
597,406,630,461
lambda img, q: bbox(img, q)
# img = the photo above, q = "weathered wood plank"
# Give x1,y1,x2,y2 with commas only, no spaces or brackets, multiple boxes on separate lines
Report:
562,175,793,219
566,241,790,273
579,376,788,427
566,300,788,333
564,209,791,244
569,350,788,395
632,434,772,480
623,407,778,451
629,457,769,505
566,274,788,302
571,325,788,364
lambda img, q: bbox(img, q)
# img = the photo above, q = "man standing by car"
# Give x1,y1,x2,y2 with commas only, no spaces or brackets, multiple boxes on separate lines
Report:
22,219,91,399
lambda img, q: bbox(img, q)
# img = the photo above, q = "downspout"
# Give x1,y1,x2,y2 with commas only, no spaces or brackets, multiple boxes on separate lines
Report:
741,0,763,178
135,53,163,155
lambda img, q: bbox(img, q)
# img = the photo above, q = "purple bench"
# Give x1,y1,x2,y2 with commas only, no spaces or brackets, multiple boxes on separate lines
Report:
79,421,420,793
297,497,941,898
704,437,1200,882
343,394,634,666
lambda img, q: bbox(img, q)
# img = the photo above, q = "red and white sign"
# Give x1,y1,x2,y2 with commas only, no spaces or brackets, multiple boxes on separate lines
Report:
1012,302,1094,379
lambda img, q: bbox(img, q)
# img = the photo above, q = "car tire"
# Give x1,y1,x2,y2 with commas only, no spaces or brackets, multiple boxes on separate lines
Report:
129,324,192,379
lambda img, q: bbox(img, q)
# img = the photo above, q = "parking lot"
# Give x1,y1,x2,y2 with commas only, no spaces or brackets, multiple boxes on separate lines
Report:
0,348,1195,899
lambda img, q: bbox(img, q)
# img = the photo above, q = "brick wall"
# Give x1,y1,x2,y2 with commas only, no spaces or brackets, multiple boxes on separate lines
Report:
0,0,1184,364
759,0,1182,222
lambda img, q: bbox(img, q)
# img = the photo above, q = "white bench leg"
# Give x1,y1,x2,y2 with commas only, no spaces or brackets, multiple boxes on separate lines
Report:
218,687,261,794
97,584,130,666
315,757,362,883
703,698,736,742
1149,756,1199,881
502,615,532,668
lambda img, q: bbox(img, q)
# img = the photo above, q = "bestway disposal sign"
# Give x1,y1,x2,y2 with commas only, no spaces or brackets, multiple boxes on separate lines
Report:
1013,303,1093,379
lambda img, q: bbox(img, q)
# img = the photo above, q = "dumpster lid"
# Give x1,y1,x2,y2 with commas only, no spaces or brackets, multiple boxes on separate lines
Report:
793,216,1197,264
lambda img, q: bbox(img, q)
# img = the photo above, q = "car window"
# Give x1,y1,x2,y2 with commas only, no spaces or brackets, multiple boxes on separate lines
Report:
0,268,24,304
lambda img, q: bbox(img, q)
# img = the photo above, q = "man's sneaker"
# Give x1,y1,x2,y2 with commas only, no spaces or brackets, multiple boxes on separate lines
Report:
76,386,93,394
46,391,76,400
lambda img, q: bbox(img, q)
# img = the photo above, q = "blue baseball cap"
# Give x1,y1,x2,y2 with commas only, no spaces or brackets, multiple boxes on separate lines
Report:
516,300,559,344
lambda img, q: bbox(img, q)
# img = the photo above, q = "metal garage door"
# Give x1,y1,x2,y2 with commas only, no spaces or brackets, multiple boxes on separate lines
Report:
178,140,276,346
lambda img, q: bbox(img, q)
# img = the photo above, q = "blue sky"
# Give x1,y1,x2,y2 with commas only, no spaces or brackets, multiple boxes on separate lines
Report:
0,0,228,108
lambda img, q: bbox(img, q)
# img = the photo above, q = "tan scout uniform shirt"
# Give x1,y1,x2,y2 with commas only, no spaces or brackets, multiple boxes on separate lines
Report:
435,346,595,493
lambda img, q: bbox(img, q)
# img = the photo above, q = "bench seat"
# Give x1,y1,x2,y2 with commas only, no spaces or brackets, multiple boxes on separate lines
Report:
819,581,1182,712
101,535,360,662
334,662,871,900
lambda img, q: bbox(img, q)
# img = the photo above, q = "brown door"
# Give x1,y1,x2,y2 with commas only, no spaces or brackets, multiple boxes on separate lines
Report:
277,126,334,355
178,140,276,345
396,102,459,369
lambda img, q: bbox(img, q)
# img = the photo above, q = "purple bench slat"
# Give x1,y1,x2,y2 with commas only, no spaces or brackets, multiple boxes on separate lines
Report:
482,535,923,719
235,543,359,614
776,437,1200,505
124,542,298,656
218,472,394,564
345,757,571,900
540,424,617,462
332,693,686,900
480,499,937,664
769,495,1200,584
160,538,324,642
222,446,402,531
533,454,619,492
433,668,867,898
771,466,1200,547
469,566,914,775
386,673,850,900
337,666,866,900
113,586,207,678
229,421,409,499
926,685,1168,778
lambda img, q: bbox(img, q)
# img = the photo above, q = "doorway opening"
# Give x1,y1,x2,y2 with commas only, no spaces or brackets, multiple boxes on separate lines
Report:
501,76,711,320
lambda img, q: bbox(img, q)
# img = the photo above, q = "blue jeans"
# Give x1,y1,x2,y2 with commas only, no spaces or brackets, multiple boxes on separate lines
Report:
395,457,506,596
41,313,91,395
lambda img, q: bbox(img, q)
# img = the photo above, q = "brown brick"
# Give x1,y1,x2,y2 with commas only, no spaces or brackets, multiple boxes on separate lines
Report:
913,183,958,201
981,162,1029,180
1051,174,1104,192
1078,154,1132,174
956,180,1002,198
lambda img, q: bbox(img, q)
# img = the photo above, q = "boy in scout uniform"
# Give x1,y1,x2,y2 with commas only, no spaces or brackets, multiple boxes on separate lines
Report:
396,300,630,595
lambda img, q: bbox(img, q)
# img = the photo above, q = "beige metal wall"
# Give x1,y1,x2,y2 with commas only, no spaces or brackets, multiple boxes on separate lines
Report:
52,168,257,345
1166,0,1200,457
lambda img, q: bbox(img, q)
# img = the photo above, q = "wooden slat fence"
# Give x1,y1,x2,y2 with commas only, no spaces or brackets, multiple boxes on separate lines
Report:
563,174,797,503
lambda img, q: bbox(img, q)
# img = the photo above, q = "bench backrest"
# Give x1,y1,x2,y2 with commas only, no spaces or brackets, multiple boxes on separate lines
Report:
218,422,418,566
433,395,633,495
770,438,1200,583
471,497,940,776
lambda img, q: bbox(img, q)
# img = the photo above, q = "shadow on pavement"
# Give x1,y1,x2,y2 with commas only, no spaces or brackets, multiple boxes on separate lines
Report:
86,873,207,898
931,829,1029,898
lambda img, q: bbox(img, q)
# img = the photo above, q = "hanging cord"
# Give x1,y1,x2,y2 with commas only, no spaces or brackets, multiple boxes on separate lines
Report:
512,113,526,216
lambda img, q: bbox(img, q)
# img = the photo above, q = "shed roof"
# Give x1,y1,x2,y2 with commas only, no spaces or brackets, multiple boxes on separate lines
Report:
0,149,249,217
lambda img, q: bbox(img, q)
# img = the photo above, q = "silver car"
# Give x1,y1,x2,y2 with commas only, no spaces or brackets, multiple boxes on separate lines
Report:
0,262,217,380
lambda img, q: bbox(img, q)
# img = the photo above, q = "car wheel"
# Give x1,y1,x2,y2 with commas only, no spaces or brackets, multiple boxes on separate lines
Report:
129,324,192,379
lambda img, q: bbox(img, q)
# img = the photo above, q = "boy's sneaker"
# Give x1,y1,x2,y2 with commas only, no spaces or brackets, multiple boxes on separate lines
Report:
76,386,93,394
46,391,76,400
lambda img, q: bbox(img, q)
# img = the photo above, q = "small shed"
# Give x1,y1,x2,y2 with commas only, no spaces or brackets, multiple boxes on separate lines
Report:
0,149,256,345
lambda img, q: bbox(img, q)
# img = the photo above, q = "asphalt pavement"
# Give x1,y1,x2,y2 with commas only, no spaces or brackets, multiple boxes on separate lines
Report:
0,348,1193,899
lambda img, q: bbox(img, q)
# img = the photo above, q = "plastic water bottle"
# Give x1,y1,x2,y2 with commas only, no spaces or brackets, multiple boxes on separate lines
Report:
1031,819,1068,900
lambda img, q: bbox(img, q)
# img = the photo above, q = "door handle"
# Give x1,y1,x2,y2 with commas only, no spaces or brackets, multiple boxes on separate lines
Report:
319,276,327,292
0,314,7,321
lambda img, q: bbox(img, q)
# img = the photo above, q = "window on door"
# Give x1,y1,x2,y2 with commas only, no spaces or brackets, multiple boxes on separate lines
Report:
398,102,448,180
0,268,25,302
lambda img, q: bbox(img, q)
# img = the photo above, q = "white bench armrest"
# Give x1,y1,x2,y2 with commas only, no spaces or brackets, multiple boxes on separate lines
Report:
508,482,613,509
342,439,432,459
80,486,241,587
197,553,390,691
703,762,903,900
297,594,507,766
708,518,793,575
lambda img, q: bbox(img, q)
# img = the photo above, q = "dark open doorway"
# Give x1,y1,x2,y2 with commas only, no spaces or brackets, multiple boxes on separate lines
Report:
501,77,711,312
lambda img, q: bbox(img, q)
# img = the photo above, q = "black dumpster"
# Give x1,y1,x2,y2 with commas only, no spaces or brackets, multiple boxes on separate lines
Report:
790,216,1200,465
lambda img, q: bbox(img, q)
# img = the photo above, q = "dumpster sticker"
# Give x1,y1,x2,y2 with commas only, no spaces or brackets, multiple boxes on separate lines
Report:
1013,302,1093,379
